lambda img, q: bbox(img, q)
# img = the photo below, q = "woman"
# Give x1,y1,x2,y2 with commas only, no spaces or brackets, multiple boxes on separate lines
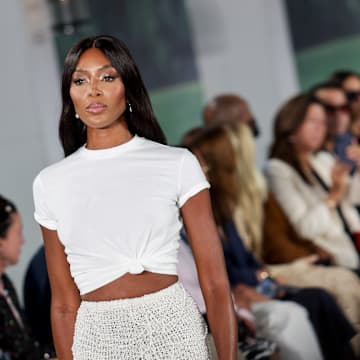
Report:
32,35,237,359
0,195,56,359
266,94,360,269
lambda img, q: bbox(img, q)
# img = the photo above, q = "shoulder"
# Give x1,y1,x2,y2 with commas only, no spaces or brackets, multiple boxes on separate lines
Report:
265,158,295,178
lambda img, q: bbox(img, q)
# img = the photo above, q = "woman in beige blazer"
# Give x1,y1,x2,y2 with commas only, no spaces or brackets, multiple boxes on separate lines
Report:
266,93,360,270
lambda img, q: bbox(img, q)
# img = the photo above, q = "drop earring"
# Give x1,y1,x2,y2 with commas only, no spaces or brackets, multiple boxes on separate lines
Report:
75,113,80,119
128,102,133,113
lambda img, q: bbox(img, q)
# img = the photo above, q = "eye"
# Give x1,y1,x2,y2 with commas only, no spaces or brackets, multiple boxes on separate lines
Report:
102,75,116,82
73,78,86,86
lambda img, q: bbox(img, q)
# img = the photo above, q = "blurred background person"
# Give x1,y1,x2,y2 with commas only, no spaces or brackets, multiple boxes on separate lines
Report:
0,195,56,360
311,82,354,161
330,70,360,140
23,245,54,357
267,93,360,268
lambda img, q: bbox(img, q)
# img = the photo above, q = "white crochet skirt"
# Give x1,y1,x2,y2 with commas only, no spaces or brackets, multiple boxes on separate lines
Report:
72,282,210,359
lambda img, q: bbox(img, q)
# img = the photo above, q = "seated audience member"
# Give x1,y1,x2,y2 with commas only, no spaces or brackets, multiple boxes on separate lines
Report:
310,81,353,154
310,81,360,202
266,93,360,267
23,245,54,356
202,94,260,138
178,237,278,360
330,70,360,140
183,125,356,360
0,195,56,360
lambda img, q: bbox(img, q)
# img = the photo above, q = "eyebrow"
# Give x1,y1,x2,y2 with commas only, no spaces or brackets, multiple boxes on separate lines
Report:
73,64,115,73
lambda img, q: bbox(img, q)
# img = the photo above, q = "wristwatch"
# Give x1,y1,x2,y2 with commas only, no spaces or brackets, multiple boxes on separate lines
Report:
257,269,271,281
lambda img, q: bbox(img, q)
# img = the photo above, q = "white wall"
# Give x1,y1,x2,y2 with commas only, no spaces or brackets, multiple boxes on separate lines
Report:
186,0,299,165
1,0,298,295
1,0,61,298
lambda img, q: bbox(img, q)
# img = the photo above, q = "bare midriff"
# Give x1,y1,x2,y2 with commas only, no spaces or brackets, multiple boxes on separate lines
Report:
81,272,178,301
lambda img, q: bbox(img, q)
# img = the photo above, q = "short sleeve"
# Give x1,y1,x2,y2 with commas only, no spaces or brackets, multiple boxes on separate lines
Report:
177,150,210,207
33,174,58,230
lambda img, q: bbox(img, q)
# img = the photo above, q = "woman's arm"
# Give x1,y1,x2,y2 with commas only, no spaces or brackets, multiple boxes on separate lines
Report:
181,189,237,360
41,226,81,360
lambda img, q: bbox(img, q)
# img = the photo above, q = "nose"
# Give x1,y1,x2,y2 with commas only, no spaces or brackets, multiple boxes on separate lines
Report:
89,79,102,97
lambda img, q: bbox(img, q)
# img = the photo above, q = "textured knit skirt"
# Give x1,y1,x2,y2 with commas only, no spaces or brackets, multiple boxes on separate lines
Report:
72,282,210,359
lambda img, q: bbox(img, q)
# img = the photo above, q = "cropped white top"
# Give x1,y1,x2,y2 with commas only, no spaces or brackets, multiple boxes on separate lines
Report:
33,135,209,295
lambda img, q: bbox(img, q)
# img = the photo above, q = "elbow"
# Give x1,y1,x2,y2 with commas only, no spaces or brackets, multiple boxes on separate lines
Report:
52,298,80,319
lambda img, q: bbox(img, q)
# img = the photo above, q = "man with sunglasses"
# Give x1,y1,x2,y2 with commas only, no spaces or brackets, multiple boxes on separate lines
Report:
311,81,360,216
311,82,350,146
330,71,360,142
331,71,360,116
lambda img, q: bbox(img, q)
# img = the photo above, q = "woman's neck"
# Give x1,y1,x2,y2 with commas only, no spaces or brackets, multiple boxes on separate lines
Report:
86,121,133,150
298,150,313,174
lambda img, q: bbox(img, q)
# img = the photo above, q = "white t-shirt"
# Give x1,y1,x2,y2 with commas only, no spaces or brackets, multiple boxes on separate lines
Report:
33,135,210,295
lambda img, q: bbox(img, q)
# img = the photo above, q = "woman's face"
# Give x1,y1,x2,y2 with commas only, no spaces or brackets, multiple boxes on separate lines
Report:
292,103,327,153
70,47,127,130
0,213,24,267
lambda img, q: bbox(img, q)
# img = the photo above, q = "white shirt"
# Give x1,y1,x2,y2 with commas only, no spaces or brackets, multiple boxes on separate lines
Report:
33,135,209,295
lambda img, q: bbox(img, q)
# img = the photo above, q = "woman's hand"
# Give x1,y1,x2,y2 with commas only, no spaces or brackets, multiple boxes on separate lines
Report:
328,161,351,204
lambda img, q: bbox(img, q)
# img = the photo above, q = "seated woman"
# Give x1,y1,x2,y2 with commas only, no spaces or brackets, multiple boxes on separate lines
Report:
266,93,360,268
183,124,356,360
0,195,56,360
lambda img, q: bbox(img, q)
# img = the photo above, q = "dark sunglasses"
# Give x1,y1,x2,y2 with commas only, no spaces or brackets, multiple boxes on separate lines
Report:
323,103,350,115
346,91,360,102
311,97,350,115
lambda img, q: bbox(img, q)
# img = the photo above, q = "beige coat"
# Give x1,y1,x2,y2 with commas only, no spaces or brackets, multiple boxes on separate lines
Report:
265,152,360,269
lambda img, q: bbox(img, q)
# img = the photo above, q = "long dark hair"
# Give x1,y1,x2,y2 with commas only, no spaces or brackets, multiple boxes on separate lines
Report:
0,195,17,238
269,93,323,184
59,35,167,156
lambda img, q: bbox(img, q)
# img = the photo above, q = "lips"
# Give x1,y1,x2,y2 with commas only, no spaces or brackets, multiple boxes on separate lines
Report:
86,103,107,114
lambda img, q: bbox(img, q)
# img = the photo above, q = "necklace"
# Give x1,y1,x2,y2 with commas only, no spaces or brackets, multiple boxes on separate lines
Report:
0,276,24,329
